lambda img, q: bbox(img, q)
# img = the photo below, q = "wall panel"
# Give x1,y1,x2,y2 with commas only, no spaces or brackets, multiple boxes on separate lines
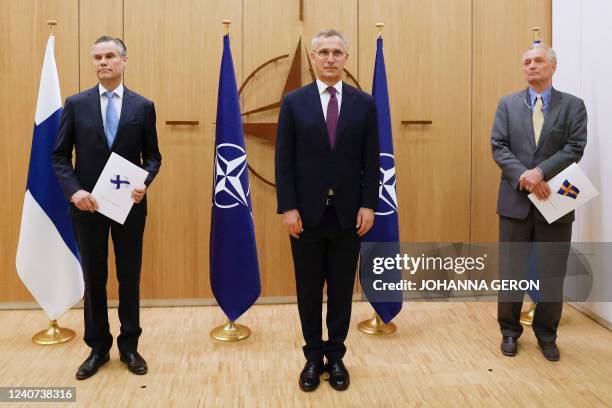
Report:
0,0,552,303
79,0,124,91
359,0,472,242
471,0,552,242
242,0,301,297
124,0,242,299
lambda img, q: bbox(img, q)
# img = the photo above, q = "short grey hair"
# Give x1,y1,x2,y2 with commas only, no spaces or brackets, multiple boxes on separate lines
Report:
524,42,557,65
92,36,127,57
311,29,348,51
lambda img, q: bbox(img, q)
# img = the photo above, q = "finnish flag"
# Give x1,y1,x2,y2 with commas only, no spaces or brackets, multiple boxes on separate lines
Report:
15,35,84,320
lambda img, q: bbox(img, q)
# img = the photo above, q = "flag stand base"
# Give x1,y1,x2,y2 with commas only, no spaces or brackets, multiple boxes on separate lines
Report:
358,313,396,335
520,303,537,326
32,320,76,345
210,319,250,342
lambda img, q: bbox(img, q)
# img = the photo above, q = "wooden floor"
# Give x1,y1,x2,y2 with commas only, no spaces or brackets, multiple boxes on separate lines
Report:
0,302,611,407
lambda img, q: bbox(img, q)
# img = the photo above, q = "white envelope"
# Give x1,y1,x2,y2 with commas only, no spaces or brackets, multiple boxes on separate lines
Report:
529,162,599,224
91,152,149,224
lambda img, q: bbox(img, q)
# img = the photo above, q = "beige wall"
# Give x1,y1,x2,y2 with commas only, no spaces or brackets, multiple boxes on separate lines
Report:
0,0,551,303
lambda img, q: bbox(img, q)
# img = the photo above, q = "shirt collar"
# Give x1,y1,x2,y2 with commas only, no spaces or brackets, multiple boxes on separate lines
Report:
99,83,124,98
316,79,342,96
528,86,552,106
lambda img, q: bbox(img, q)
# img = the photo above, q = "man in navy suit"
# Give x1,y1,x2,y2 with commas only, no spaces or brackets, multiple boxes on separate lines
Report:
275,29,379,392
52,36,161,380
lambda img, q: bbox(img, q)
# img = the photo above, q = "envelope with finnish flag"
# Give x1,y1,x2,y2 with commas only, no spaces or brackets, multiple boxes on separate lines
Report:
91,152,149,224
529,162,599,224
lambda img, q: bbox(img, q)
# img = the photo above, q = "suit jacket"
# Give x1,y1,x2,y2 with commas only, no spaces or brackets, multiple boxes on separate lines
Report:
52,85,162,216
275,81,380,229
491,87,587,223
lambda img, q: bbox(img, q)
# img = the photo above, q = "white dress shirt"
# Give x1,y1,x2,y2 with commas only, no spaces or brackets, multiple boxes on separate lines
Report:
99,83,124,134
316,79,342,121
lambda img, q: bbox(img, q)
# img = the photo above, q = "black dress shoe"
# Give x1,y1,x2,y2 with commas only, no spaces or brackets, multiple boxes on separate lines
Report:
120,351,148,375
538,341,560,361
326,359,350,391
501,336,518,357
299,360,324,392
75,352,110,380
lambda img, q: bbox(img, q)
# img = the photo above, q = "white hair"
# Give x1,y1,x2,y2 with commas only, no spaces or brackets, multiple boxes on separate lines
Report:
311,29,348,51
525,43,557,65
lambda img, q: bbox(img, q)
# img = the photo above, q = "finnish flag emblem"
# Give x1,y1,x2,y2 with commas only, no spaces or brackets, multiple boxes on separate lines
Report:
110,174,131,189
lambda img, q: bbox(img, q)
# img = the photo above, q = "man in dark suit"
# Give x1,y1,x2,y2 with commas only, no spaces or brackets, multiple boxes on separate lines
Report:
52,36,161,379
275,29,379,391
491,43,587,361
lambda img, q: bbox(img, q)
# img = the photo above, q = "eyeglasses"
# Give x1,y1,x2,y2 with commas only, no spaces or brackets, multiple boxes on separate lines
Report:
523,93,533,111
313,49,346,58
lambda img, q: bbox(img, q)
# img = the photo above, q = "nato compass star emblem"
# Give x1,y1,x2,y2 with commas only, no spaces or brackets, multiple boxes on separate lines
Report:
214,143,251,209
376,153,398,216
239,37,362,187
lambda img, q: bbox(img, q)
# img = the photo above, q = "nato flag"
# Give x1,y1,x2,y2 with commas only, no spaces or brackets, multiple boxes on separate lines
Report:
210,34,261,321
361,36,403,323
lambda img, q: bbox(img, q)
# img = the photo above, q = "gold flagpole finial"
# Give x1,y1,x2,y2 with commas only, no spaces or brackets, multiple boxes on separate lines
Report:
532,26,542,43
222,20,231,36
47,20,57,35
376,23,385,38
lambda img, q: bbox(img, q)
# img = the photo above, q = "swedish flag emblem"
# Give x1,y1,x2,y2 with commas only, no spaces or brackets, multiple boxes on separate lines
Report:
557,179,580,199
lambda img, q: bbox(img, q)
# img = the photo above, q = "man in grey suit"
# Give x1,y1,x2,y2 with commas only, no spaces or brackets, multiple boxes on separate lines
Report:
491,43,587,361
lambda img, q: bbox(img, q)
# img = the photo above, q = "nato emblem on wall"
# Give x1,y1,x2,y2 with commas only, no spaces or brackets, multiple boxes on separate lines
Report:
240,38,362,187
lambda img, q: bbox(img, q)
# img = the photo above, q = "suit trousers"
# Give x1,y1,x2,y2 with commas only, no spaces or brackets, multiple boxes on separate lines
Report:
71,207,146,355
498,208,572,342
290,205,360,361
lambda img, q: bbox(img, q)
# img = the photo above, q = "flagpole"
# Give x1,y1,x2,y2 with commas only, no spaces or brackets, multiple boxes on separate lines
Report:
209,19,254,341
376,22,384,38
222,19,231,36
520,302,536,326
47,19,57,34
358,22,399,336
532,26,542,45
29,20,79,346
518,26,542,327
31,20,78,346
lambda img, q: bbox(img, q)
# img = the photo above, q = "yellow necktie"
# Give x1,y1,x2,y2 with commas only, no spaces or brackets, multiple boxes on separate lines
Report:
533,96,544,145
